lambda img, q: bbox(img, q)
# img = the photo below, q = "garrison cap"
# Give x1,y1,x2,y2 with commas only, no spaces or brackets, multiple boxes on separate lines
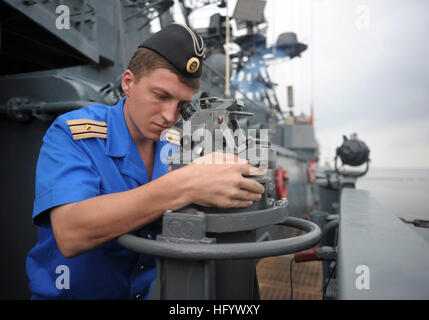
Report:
138,23,206,78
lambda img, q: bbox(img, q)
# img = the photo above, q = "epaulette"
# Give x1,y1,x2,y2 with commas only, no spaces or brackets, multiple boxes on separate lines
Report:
66,119,107,140
164,128,181,146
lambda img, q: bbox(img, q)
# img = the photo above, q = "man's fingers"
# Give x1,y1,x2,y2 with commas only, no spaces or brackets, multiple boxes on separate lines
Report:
248,166,267,177
239,163,252,175
239,177,265,194
233,189,263,202
192,152,247,165
227,200,254,208
239,163,267,177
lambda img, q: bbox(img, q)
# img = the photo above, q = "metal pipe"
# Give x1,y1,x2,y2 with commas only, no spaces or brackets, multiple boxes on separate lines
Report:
0,100,96,114
117,216,322,260
321,219,339,246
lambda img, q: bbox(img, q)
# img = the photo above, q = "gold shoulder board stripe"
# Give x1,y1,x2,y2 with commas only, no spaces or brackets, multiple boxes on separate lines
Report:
67,119,107,127
66,119,108,140
72,132,107,141
165,129,181,146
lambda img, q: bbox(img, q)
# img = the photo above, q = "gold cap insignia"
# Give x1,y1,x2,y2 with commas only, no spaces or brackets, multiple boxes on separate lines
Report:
186,57,200,74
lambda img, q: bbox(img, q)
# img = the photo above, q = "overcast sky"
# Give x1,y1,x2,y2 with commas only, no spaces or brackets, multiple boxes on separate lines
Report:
186,0,429,168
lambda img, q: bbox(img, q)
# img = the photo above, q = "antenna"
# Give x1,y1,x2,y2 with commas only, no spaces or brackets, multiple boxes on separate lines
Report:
287,85,294,108
225,0,231,97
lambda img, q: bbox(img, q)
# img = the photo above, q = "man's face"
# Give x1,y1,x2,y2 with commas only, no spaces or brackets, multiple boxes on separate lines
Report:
122,68,197,142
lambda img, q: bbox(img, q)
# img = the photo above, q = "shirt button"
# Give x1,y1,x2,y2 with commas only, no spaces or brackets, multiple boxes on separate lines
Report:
135,293,141,299
147,234,152,239
139,265,145,271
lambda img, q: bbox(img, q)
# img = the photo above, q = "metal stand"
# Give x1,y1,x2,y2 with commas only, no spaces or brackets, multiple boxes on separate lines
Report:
118,200,321,299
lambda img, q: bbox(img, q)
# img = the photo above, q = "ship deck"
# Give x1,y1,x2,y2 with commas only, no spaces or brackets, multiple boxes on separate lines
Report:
257,255,323,300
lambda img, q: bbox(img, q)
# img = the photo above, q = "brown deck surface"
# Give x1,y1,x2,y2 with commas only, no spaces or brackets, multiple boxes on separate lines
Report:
256,255,323,300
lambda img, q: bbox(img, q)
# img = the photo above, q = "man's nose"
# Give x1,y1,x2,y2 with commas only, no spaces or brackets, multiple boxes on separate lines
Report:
160,101,179,125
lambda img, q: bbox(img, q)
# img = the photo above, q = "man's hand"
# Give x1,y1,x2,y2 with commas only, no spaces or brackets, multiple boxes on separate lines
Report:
175,153,265,208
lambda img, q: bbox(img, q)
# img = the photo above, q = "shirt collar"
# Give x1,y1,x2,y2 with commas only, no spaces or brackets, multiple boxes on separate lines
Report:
105,97,169,182
105,97,129,157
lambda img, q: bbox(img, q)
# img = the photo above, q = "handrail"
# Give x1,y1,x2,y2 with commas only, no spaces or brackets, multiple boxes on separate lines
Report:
117,216,322,260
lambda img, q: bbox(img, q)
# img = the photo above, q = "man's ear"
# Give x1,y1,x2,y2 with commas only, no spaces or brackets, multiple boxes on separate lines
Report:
121,69,135,97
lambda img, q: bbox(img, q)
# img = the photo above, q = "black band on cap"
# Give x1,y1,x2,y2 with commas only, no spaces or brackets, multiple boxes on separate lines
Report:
138,23,205,78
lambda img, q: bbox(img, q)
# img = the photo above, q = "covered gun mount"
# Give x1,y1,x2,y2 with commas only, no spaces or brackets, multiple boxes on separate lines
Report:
0,0,171,122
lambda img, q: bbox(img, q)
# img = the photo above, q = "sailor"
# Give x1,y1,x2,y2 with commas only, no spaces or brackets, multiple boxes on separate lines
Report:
25,24,265,299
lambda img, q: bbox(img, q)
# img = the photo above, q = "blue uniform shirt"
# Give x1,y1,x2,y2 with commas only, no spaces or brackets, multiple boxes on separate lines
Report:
26,97,170,299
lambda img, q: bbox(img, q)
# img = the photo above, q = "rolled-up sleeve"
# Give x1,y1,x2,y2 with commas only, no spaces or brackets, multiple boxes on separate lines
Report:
32,117,101,225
